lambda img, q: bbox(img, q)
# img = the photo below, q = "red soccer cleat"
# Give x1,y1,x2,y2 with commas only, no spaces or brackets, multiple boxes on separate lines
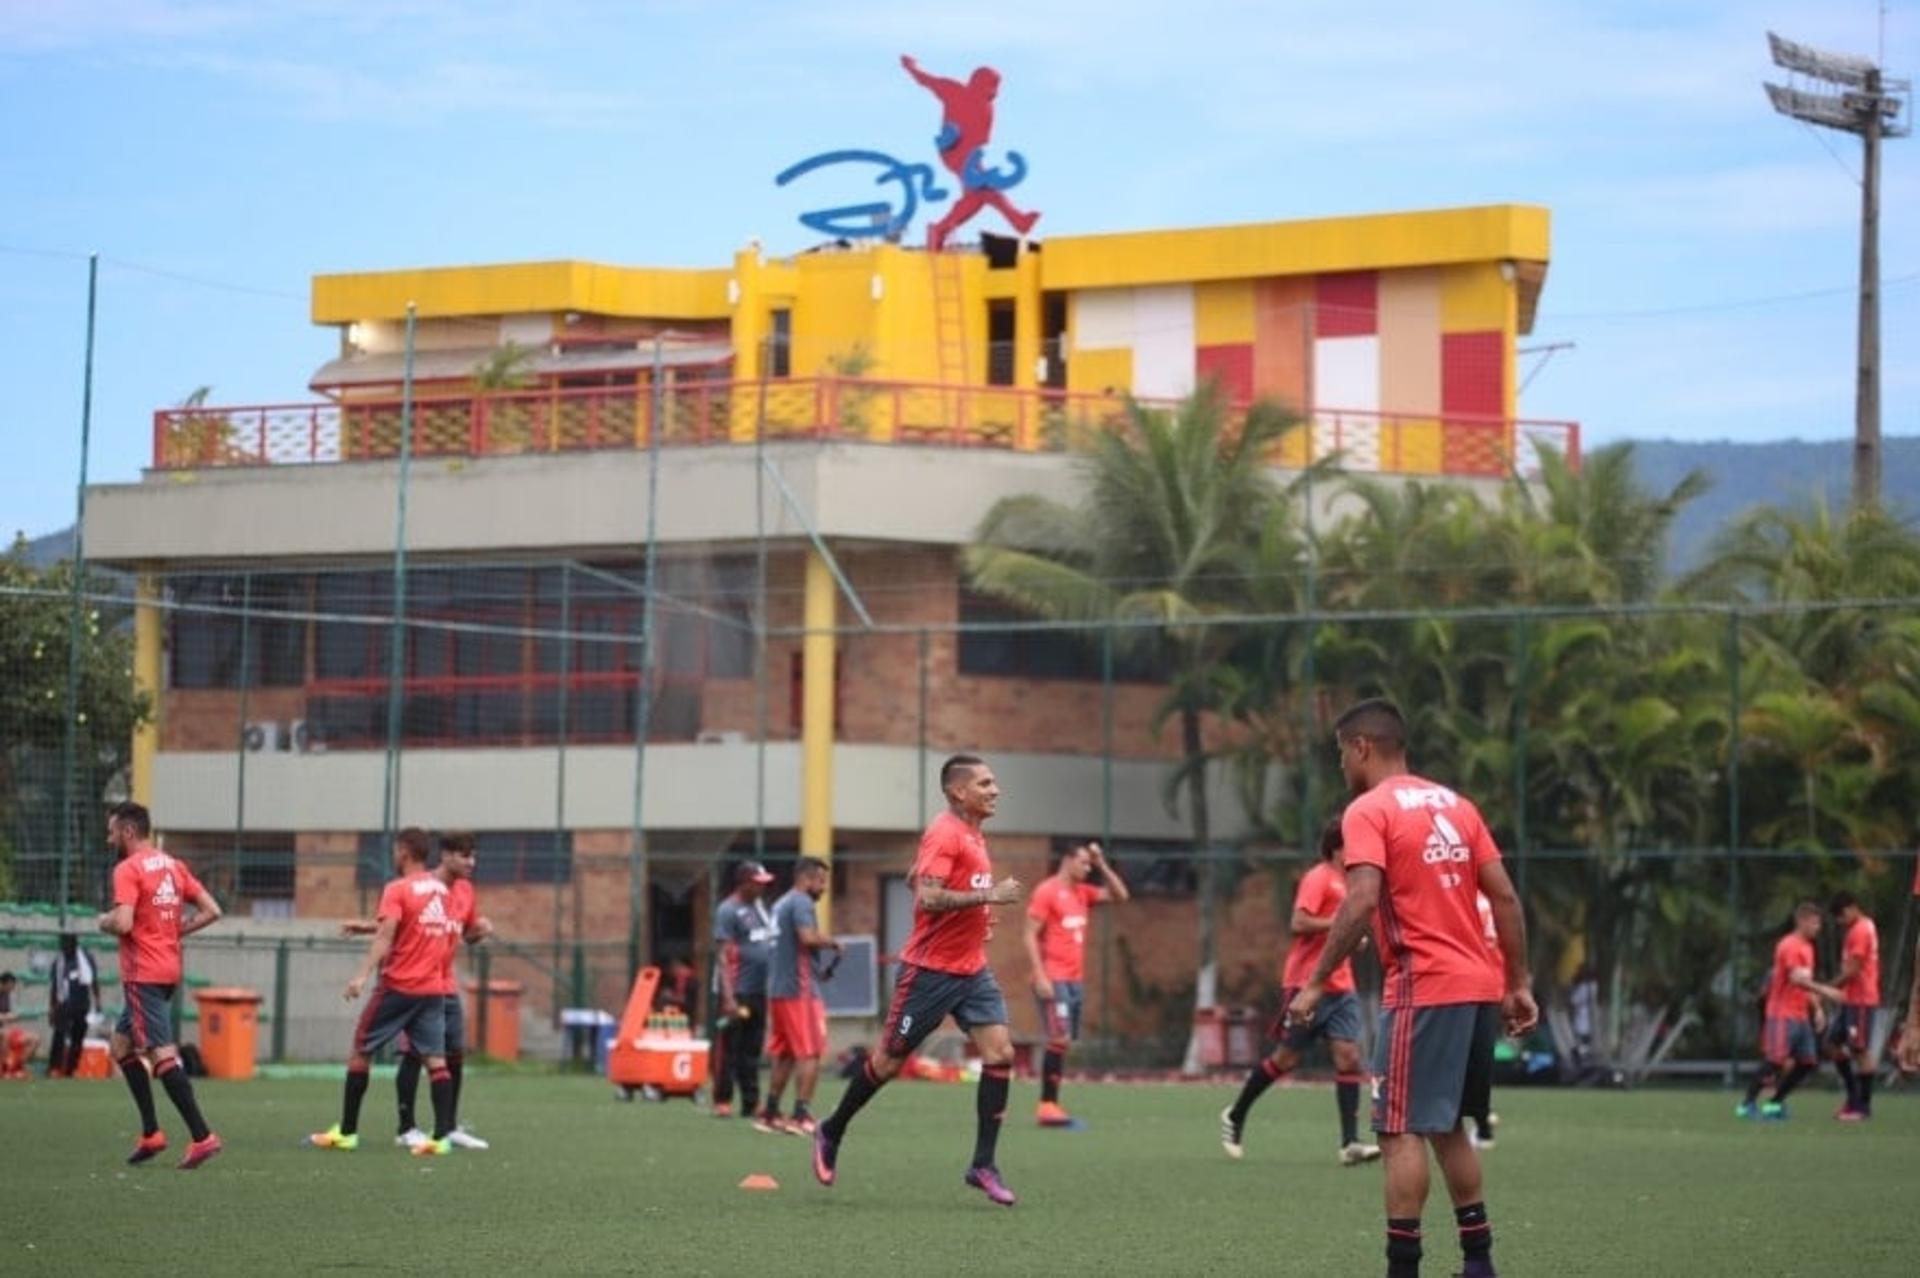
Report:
964,1165,1017,1207
178,1133,223,1170
127,1131,168,1165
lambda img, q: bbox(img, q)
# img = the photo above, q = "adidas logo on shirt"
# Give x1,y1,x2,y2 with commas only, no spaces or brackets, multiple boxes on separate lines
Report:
152,873,180,907
1421,813,1471,864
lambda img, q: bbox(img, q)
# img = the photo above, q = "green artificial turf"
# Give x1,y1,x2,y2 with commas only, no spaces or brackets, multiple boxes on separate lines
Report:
1,1073,1911,1275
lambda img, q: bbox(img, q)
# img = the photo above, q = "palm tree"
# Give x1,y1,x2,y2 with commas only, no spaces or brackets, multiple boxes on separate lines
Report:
966,386,1303,1004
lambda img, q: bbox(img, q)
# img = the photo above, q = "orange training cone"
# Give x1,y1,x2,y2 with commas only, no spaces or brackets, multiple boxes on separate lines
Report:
738,1173,780,1191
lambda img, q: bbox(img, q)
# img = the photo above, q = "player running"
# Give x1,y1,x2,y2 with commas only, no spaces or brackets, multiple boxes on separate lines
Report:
1288,700,1536,1278
1025,840,1128,1128
1825,892,1880,1120
311,828,465,1155
1221,818,1378,1166
1737,901,1845,1121
812,754,1024,1206
759,857,841,1134
98,801,225,1169
711,861,777,1120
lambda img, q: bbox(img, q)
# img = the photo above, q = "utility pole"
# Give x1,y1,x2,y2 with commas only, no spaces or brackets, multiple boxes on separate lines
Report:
1764,31,1909,508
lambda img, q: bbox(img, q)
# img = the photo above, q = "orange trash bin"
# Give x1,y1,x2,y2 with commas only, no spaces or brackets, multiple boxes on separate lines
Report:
193,987,263,1080
465,980,524,1061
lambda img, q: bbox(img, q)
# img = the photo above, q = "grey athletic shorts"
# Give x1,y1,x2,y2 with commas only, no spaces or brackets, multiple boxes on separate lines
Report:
353,988,446,1058
881,963,1007,1058
1371,1002,1498,1135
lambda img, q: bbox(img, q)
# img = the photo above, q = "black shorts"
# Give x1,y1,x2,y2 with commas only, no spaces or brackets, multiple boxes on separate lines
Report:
399,994,465,1057
117,983,177,1050
353,989,446,1058
880,963,1007,1058
1371,1002,1498,1135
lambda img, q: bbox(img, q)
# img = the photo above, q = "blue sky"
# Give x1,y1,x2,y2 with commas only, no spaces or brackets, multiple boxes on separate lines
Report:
2,0,1914,539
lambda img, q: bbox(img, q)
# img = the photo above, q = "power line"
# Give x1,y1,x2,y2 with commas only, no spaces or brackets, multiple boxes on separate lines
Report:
1544,270,1920,321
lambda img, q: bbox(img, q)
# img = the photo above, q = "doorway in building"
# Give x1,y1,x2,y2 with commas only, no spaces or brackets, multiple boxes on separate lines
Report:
880,875,916,1001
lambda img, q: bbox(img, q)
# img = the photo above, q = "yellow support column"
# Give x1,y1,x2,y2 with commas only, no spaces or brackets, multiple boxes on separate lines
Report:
1012,248,1042,450
131,571,161,806
800,548,836,928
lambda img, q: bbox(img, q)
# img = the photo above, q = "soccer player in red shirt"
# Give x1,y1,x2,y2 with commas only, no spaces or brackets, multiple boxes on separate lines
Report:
1024,839,1128,1127
311,827,466,1155
1288,701,1535,1278
97,801,225,1169
373,832,492,1149
1902,853,1920,1074
1737,901,1844,1120
1221,817,1378,1166
1825,891,1880,1119
812,754,1024,1206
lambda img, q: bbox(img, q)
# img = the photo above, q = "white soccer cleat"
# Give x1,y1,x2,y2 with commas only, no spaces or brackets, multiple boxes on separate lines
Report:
1220,1107,1245,1160
396,1127,429,1149
1339,1141,1383,1165
446,1126,490,1151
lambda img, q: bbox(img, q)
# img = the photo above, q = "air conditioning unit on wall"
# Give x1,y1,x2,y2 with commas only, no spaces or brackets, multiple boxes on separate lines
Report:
241,720,283,752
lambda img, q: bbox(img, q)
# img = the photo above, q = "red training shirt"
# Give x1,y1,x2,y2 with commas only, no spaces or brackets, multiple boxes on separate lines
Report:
1027,877,1099,983
901,811,995,976
112,846,207,985
1281,861,1355,994
377,871,461,996
1764,933,1817,1021
1840,916,1879,1006
1342,775,1505,1009
436,878,477,996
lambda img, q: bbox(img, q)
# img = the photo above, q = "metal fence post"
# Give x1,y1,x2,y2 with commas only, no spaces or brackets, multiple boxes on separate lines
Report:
272,938,289,1062
475,945,492,1061
1724,609,1744,1081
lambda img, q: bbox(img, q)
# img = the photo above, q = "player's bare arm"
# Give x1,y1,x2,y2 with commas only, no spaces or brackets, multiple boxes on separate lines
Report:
1290,905,1333,936
178,887,223,939
1289,865,1381,1024
1088,843,1130,902
796,920,843,954
1787,967,1845,1005
1901,937,1920,1072
464,915,494,945
916,873,1020,913
1478,860,1539,1034
1023,913,1053,1000
338,918,377,937
345,915,399,1001
96,904,133,936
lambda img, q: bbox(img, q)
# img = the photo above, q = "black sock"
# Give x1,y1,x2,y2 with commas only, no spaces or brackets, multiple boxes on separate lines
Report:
1475,1114,1495,1141
1229,1057,1285,1125
1743,1066,1773,1105
822,1058,886,1140
793,1100,812,1120
1386,1217,1423,1278
155,1060,211,1142
340,1067,370,1136
1834,1057,1858,1110
429,1067,454,1140
448,1052,464,1125
1771,1061,1814,1104
1456,1202,1493,1269
762,1099,783,1120
1042,1049,1064,1104
120,1055,160,1136
1859,1073,1875,1114
1336,1073,1362,1145
972,1063,1011,1169
395,1053,422,1132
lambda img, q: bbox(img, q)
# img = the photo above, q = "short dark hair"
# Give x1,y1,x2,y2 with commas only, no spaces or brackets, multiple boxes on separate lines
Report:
1793,899,1822,921
1317,816,1344,861
795,856,830,880
397,827,432,862
1052,842,1091,872
0,971,15,985
1828,890,1859,914
940,753,985,792
1334,698,1407,751
109,801,152,838
440,831,476,855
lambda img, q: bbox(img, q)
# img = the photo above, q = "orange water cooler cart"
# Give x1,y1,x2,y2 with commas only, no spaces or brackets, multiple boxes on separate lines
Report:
607,966,709,1100
193,987,263,1080
466,980,524,1060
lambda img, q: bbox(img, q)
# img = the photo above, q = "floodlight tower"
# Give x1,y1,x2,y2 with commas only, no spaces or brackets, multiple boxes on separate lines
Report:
1765,30,1910,507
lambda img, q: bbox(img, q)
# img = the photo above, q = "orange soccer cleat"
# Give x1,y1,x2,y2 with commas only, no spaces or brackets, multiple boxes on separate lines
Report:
1035,1101,1073,1128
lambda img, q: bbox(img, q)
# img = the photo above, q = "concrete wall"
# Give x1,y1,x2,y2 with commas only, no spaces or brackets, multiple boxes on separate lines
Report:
85,440,1502,566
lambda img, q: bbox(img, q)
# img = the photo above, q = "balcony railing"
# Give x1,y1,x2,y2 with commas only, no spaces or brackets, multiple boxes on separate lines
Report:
152,378,1578,479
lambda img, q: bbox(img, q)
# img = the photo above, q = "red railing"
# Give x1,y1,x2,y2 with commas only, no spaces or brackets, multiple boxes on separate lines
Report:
151,378,1579,478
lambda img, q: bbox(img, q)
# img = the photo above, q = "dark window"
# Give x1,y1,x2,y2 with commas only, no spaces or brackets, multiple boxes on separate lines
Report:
987,300,1016,387
1041,293,1068,389
169,573,307,689
1054,835,1197,898
162,833,294,901
356,830,571,887
769,309,792,378
957,591,1166,683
